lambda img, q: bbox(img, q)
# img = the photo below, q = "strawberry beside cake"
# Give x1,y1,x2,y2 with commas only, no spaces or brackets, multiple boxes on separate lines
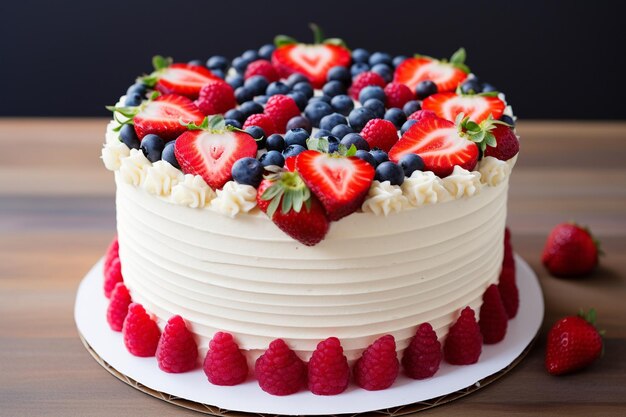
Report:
101,26,521,396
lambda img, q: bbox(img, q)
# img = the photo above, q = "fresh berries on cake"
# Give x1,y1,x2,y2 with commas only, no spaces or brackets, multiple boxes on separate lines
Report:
103,235,119,272
255,339,306,396
194,80,237,116
444,306,482,365
422,91,506,124
354,335,400,391
384,82,415,109
141,56,220,99
203,332,249,386
484,124,519,161
402,323,442,380
498,265,519,319
122,303,161,357
360,119,399,152
264,94,301,132
156,315,198,373
106,282,132,332
308,337,350,395
244,59,280,82
393,48,469,93
103,257,123,298
545,309,603,375
243,113,277,136
542,223,600,278
479,284,509,344
348,71,387,100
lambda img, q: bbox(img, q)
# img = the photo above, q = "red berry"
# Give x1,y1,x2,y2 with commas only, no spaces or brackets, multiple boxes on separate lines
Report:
407,109,437,122
106,282,132,332
156,315,198,373
484,125,519,161
243,113,277,136
255,339,306,396
122,303,161,357
264,95,301,133
194,80,237,116
542,223,599,278
103,235,119,272
479,284,509,344
203,332,249,386
354,335,399,391
349,71,386,100
360,119,399,152
498,265,519,319
384,82,415,109
103,257,123,298
444,307,482,365
402,323,442,379
244,59,279,82
308,337,350,395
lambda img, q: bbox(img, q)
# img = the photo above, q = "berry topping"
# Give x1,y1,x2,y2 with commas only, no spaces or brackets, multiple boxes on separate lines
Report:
255,339,306,396
375,161,405,186
122,303,161,357
393,48,469,93
422,91,506,124
478,284,508,344
141,56,220,99
348,71,387,100
162,140,180,169
231,157,264,187
348,107,376,132
398,153,425,177
243,113,277,136
140,134,165,162
103,257,123,299
264,95,301,133
542,223,600,278
244,59,279,82
444,306,482,365
484,124,519,161
203,332,249,386
360,119,399,152
498,265,519,319
354,335,399,391
308,337,350,396
402,323,442,379
194,80,237,116
106,282,132,332
259,150,286,167
415,80,438,100
156,315,198,373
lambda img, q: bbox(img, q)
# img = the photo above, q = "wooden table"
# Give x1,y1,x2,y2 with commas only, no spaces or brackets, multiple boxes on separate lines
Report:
1,119,625,416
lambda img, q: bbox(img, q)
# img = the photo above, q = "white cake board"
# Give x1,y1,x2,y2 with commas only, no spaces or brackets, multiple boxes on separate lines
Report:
75,254,543,416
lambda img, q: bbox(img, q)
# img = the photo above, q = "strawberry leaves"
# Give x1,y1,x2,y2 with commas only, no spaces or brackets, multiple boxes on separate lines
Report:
306,137,357,156
261,170,312,218
274,23,348,48
457,113,512,152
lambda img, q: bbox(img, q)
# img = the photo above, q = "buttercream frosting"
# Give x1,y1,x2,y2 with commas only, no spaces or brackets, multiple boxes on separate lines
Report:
209,181,258,217
401,171,449,206
142,160,184,196
119,149,150,186
361,181,409,216
441,166,483,199
101,141,130,171
479,156,511,187
170,174,215,209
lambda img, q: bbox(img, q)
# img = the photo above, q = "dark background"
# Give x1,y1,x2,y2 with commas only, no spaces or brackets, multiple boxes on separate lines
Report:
1,0,624,119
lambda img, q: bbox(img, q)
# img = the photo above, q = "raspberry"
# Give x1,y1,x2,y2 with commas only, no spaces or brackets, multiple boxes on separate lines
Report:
255,339,306,396
122,303,161,357
505,227,512,247
503,233,515,269
408,109,437,122
444,306,482,365
203,332,249,386
348,71,386,100
103,235,119,272
103,257,123,298
360,119,399,152
264,95,301,133
106,282,132,332
243,113,277,136
354,334,399,391
244,59,279,82
308,337,350,395
479,284,509,344
401,323,442,379
384,82,415,109
498,265,519,318
156,315,198,373
194,80,236,116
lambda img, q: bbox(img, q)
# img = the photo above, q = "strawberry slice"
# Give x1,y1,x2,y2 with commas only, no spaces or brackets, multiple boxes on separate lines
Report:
393,48,469,93
133,94,204,140
422,92,505,123
155,63,220,99
296,151,375,221
388,115,479,177
174,128,257,189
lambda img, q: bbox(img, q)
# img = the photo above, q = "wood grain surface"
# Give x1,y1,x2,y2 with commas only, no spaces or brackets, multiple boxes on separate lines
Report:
1,119,625,416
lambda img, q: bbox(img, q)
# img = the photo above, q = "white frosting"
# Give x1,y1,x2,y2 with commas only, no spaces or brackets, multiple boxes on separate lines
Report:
441,166,483,199
101,141,130,171
209,181,258,217
479,156,511,187
401,171,450,206
143,161,184,196
119,149,151,186
361,181,409,216
170,174,215,209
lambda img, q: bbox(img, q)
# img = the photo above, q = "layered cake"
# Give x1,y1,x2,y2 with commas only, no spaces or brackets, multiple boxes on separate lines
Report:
101,26,521,396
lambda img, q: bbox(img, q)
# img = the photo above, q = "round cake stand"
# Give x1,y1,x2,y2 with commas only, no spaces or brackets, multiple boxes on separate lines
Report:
75,254,543,416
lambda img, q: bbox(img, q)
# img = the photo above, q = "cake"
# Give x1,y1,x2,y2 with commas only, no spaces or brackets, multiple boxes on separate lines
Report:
101,26,520,396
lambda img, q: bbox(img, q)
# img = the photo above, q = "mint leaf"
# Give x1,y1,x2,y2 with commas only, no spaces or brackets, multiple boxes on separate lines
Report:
274,35,297,47
152,55,172,71
450,47,466,65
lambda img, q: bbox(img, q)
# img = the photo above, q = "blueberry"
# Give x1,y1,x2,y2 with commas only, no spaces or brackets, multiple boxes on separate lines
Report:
322,80,346,97
327,66,351,84
232,56,250,73
355,149,377,167
210,69,225,79
348,107,375,131
384,107,407,129
225,108,245,124
319,112,347,131
330,94,354,116
351,62,370,77
415,80,438,99
371,63,393,83
266,134,286,152
244,75,269,96
119,124,140,149
352,48,370,63
125,92,142,106
140,134,165,162
126,82,147,97
254,95,269,105
331,123,354,139
392,55,407,67
482,82,497,93
282,144,307,158
375,161,404,185
398,153,424,177
359,86,386,104
460,79,481,95
292,81,314,99
232,157,263,187
304,101,333,128
285,115,312,133
284,128,309,147
403,100,421,117
239,101,264,118
226,73,244,90
327,135,340,153
363,98,385,119
207,55,229,71
242,49,259,62
266,81,290,96
401,119,417,134
259,150,285,167
370,148,389,165
340,133,370,151
162,140,180,169
314,129,332,138
188,59,205,67
224,119,242,129
308,95,332,104
286,73,309,88
245,125,266,147
500,114,515,127
288,91,308,111
258,44,275,60
369,52,392,66
235,86,254,104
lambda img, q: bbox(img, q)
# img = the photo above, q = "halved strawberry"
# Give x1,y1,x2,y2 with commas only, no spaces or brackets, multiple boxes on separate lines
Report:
133,94,204,140
155,63,220,99
388,115,479,177
296,151,375,221
422,92,505,123
394,48,469,93
174,125,257,189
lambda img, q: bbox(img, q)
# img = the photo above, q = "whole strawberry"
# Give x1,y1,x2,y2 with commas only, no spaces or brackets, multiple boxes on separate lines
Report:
542,223,600,278
545,309,603,375
484,124,519,161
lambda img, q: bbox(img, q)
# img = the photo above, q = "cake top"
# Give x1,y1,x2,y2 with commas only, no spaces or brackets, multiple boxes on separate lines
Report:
103,25,519,246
